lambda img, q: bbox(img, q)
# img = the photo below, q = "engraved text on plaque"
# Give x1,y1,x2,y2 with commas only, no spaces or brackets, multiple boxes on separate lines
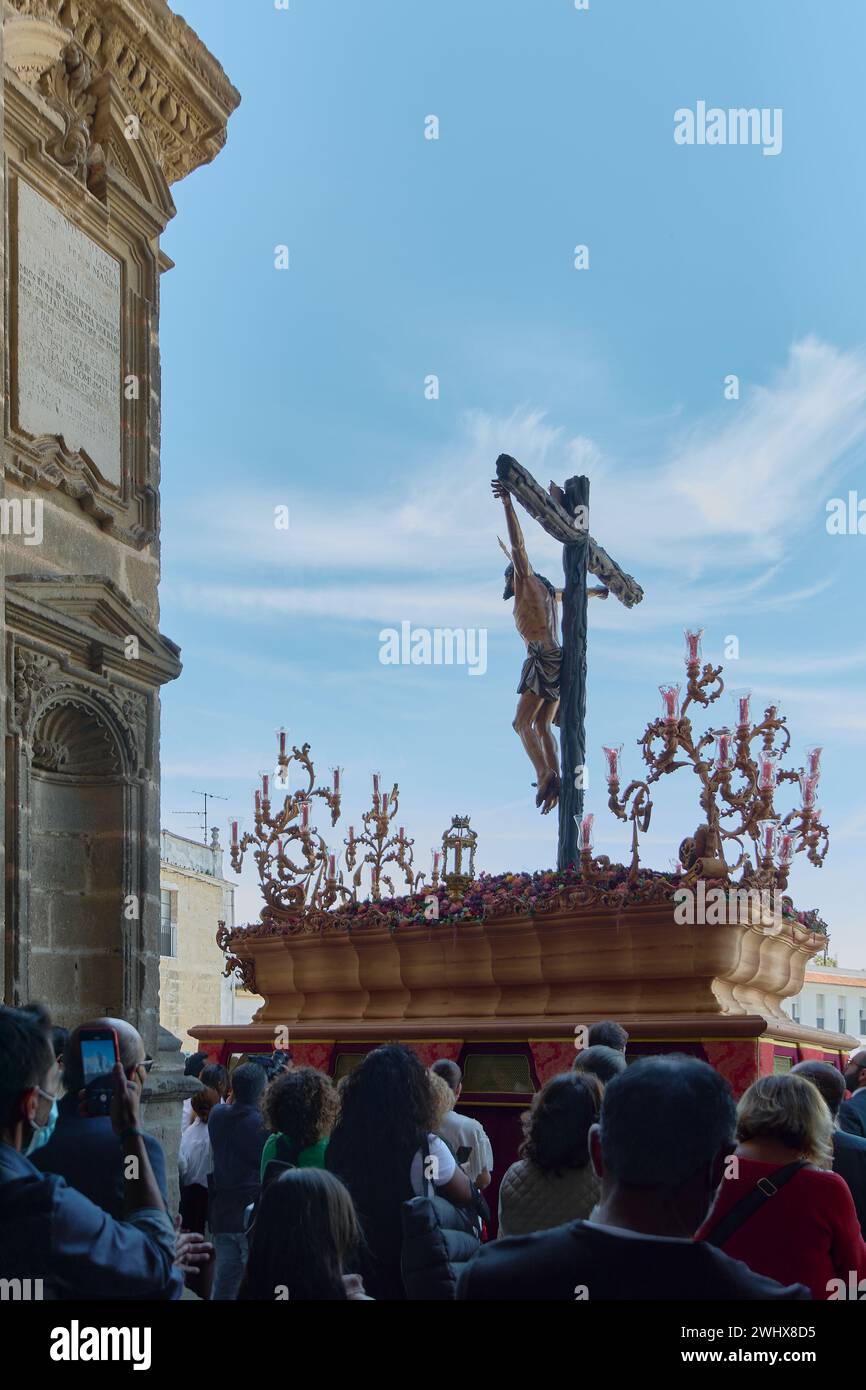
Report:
16,181,122,486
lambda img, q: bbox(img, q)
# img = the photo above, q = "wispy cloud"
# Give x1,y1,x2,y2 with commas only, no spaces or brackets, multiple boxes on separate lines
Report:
165,338,866,628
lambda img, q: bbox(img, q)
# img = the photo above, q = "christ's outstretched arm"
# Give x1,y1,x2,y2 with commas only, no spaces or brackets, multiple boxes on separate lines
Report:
491,479,531,577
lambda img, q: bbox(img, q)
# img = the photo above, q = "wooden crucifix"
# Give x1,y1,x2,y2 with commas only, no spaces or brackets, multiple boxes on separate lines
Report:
493,453,644,871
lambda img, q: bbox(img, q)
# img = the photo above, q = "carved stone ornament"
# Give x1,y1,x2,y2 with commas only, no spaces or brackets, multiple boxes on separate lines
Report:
11,644,147,774
37,41,106,195
6,0,241,186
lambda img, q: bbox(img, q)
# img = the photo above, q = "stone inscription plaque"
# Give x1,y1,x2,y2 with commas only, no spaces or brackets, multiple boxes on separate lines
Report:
16,181,122,485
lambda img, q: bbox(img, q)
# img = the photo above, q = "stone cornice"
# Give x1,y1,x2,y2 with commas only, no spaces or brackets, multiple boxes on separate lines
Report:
5,0,240,185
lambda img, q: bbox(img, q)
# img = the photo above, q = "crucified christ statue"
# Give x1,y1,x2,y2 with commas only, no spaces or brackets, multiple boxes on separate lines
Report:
492,455,643,866
493,478,609,815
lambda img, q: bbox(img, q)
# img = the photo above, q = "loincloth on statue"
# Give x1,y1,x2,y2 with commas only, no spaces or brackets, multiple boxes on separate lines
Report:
517,641,562,726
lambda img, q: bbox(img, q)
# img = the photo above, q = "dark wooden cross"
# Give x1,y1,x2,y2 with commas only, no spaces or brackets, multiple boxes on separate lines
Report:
495,454,644,871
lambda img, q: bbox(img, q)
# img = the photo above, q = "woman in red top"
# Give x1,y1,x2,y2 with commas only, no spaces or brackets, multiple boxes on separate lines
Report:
697,1073,866,1300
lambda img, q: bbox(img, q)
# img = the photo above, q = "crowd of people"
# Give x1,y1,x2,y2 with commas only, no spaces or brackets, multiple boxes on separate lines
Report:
2,1002,866,1300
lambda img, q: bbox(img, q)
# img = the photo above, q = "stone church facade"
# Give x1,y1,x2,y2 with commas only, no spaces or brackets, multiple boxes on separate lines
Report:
1,0,238,1057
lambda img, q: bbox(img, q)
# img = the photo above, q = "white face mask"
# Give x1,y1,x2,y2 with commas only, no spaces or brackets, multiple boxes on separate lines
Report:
24,1087,58,1157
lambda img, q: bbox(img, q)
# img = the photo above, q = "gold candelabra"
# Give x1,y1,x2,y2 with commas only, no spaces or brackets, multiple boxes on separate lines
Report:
229,733,349,922
344,774,424,900
603,629,829,891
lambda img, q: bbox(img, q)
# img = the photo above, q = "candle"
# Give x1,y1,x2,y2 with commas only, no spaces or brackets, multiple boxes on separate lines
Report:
255,789,261,814
277,727,287,756
328,852,336,879
684,628,703,666
758,751,778,791
231,819,238,848
399,826,404,843
800,773,819,811
300,799,310,830
372,772,380,795
576,812,594,853
734,692,751,729
757,819,778,861
805,747,822,781
715,727,733,770
262,774,270,801
333,767,341,793
433,850,440,876
348,825,354,843
602,744,622,783
778,831,795,867
659,683,681,723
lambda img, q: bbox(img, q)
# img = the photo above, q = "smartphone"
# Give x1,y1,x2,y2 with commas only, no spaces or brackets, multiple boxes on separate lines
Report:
79,1026,120,1117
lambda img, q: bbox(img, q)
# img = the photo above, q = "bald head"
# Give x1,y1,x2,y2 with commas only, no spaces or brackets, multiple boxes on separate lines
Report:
791,1060,846,1118
64,1018,145,1093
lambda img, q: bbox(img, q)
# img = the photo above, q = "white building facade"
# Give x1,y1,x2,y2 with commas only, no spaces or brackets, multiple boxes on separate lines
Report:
782,964,866,1045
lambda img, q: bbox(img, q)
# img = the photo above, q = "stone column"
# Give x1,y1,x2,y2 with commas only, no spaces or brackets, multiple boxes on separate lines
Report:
142,1025,199,1219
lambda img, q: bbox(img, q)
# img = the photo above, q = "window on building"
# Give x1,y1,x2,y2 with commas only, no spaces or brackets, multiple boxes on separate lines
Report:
860,1004,866,1035
815,994,825,1031
838,995,847,1033
791,998,800,1023
160,889,177,958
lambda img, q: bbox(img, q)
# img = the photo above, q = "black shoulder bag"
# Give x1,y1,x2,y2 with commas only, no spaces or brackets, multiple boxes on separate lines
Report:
701,1160,808,1248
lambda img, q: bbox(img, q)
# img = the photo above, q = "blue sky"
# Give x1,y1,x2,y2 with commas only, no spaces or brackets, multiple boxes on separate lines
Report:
158,0,866,962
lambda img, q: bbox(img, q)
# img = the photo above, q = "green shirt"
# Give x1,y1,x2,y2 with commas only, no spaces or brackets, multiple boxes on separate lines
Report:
260,1133,328,1182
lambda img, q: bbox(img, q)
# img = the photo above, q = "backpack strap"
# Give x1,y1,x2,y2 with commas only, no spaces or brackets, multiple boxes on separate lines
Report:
702,1160,808,1248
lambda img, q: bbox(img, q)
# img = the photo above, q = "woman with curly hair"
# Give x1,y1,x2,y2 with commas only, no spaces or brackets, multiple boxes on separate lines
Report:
238,1168,371,1300
326,1044,473,1299
259,1067,339,1180
497,1071,602,1238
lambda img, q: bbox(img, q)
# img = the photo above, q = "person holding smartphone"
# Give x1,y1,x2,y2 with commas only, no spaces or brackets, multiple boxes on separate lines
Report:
0,1005,199,1299
32,1017,170,1219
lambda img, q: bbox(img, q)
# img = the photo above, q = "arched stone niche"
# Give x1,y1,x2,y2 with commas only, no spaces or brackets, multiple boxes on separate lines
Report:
27,698,127,1025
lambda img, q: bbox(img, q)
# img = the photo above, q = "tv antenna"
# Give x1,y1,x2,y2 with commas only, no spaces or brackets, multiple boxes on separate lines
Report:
173,790,229,845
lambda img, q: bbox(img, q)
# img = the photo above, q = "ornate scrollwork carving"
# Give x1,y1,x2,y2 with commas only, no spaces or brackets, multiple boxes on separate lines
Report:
216,922,258,993
38,42,106,195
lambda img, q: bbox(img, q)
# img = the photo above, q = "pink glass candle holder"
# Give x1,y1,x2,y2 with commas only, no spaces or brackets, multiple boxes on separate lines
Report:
254,789,262,814
432,850,441,877
230,818,239,849
714,727,733,770
327,852,336,879
805,747,822,781
733,691,751,730
277,727,287,756
800,773,819,811
575,812,594,854
332,768,341,794
758,751,779,791
684,628,703,666
603,744,623,783
262,773,270,802
757,819,778,861
777,830,795,867
659,683,681,723
300,799,310,831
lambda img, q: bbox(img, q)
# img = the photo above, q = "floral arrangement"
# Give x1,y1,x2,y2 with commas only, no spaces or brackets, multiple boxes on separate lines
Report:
224,858,824,943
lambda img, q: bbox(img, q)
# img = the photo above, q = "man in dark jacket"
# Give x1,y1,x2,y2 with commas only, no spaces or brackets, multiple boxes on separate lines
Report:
32,1018,168,1217
793,1059,866,1234
0,1006,185,1300
839,1049,866,1138
458,1056,810,1301
208,1062,268,1299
